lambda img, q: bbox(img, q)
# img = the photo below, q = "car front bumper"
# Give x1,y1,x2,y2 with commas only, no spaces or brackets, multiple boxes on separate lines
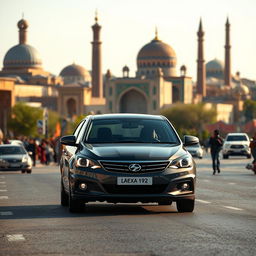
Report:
68,167,196,203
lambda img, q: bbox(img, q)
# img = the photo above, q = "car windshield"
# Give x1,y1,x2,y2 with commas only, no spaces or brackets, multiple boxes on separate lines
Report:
226,135,248,141
85,118,180,144
0,146,26,155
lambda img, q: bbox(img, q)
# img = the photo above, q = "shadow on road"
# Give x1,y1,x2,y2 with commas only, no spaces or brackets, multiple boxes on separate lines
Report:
0,203,178,220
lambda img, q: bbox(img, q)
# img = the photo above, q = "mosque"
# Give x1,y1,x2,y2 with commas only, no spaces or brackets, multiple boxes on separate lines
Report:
0,14,255,135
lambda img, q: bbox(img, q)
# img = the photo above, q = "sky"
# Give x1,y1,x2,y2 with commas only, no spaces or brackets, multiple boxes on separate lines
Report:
0,0,255,81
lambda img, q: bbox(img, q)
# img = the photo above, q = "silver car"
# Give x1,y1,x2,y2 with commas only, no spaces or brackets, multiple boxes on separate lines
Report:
0,145,32,174
186,143,203,159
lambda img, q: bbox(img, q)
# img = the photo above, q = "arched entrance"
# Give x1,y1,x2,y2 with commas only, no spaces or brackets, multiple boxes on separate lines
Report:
120,89,147,113
67,98,77,118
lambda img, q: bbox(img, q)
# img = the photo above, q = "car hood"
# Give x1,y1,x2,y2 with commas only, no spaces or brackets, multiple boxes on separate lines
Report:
0,154,24,160
82,143,185,161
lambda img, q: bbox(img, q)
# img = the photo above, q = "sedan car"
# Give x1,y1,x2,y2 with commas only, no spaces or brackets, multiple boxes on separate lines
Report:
60,114,198,213
0,145,32,173
185,143,203,159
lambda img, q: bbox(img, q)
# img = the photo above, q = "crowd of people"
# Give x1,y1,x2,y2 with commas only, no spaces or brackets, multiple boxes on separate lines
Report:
0,136,61,166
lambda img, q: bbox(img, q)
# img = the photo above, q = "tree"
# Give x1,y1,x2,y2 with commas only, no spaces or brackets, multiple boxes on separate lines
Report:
243,100,256,122
8,102,43,137
161,103,216,141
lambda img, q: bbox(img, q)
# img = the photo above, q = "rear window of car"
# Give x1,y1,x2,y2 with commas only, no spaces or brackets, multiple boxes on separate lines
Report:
226,135,248,141
0,146,26,155
85,119,180,144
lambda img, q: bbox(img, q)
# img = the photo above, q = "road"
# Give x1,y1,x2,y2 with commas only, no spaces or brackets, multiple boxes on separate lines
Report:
0,154,256,256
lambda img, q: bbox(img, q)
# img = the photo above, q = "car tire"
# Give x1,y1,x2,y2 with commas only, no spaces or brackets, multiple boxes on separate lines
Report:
223,154,228,159
176,199,195,213
21,170,26,174
61,182,69,207
26,170,32,174
68,191,84,213
158,200,172,206
247,154,251,159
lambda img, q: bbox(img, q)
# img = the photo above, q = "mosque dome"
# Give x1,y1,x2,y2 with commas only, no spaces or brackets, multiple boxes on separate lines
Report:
3,44,42,69
206,59,224,80
137,33,177,77
60,64,91,85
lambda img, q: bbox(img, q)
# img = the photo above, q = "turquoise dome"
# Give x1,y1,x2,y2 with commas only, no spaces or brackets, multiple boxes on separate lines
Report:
3,44,42,69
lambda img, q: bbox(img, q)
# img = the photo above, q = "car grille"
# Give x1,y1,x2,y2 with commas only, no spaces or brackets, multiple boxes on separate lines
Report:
5,159,22,163
100,161,169,173
103,184,167,194
230,145,244,149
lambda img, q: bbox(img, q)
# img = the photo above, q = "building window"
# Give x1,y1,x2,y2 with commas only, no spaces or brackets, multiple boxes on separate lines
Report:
153,86,157,95
153,100,157,110
109,87,112,96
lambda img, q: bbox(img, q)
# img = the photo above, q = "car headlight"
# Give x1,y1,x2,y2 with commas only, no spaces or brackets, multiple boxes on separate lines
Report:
22,155,29,163
169,155,193,169
75,157,101,169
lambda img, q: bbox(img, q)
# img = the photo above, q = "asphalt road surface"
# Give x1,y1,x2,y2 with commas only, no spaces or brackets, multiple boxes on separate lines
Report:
0,154,256,256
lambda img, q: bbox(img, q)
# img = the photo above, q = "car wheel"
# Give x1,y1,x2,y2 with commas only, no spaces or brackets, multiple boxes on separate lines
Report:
158,200,172,206
223,154,228,159
68,191,84,213
21,170,26,174
61,181,69,207
176,199,195,212
26,170,32,174
247,154,251,159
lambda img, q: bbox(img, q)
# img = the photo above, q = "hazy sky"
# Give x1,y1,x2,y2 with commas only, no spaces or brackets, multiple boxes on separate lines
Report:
0,0,255,81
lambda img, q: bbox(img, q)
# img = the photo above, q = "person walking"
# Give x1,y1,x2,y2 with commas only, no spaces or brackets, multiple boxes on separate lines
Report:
249,133,256,167
209,129,223,175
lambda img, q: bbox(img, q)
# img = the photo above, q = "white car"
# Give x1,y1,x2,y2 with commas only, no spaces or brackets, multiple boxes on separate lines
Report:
186,143,203,159
222,133,251,159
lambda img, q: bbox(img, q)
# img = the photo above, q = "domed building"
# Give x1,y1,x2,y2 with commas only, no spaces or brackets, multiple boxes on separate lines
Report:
60,63,91,86
137,33,177,77
206,59,224,80
105,31,193,114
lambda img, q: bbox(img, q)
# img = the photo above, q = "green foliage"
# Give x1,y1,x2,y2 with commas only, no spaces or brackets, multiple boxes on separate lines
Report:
243,100,256,122
8,102,43,137
161,103,216,141
65,115,87,135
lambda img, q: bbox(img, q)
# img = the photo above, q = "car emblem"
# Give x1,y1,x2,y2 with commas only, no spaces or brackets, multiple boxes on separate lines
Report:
128,163,142,172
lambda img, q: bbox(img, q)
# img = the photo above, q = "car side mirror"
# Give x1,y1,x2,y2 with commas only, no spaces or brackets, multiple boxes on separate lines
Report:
184,135,199,146
60,135,77,146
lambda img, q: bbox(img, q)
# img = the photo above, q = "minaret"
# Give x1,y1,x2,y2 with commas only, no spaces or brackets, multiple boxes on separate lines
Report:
224,17,231,86
17,18,28,44
196,18,206,97
91,12,103,98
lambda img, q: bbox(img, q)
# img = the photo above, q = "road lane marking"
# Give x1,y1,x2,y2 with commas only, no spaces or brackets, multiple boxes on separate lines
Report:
0,211,13,216
0,181,6,184
6,234,25,241
202,179,210,182
196,199,211,204
0,189,7,192
0,196,8,199
0,176,5,178
224,206,243,211
228,183,236,185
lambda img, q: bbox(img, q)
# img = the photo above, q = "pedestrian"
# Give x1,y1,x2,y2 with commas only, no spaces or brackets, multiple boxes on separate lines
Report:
26,139,37,166
249,133,256,165
209,129,223,175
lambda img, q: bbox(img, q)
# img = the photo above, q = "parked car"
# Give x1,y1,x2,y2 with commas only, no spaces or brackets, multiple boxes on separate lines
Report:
222,133,251,159
9,140,25,147
0,145,32,173
60,114,198,213
185,143,203,159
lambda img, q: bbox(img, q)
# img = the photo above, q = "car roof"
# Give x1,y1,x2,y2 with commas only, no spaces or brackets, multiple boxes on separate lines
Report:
226,133,248,136
89,113,165,120
0,144,23,148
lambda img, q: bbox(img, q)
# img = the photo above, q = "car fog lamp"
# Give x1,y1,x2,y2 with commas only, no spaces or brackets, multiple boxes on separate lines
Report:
181,183,190,191
79,183,88,190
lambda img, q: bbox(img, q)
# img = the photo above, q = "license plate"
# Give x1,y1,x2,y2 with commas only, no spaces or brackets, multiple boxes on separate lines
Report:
117,177,152,185
10,164,21,168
